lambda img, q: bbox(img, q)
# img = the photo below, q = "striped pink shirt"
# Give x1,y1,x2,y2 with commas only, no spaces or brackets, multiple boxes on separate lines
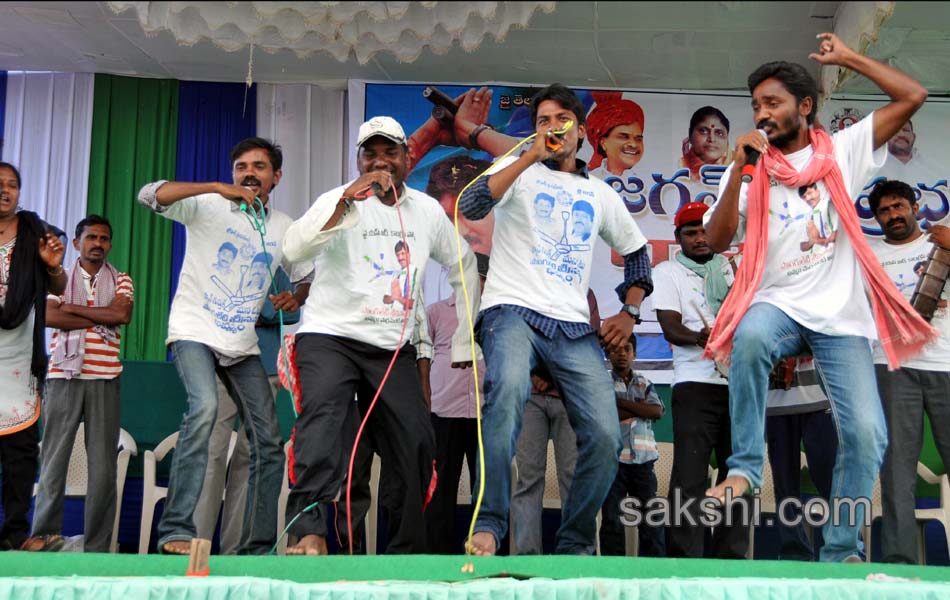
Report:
48,269,133,380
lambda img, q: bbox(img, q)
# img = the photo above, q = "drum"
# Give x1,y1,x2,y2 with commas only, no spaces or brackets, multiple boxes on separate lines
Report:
910,245,950,321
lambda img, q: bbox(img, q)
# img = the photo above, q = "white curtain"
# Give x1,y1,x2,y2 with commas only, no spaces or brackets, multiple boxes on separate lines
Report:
257,84,347,219
3,72,94,264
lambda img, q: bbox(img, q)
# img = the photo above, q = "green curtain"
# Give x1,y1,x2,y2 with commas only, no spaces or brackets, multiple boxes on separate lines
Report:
87,74,180,361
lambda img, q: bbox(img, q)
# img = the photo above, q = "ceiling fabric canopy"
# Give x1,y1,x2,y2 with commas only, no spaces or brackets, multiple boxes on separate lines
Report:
107,1,555,65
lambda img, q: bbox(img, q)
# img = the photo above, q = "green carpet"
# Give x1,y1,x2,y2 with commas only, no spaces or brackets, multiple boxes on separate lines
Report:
1,553,948,583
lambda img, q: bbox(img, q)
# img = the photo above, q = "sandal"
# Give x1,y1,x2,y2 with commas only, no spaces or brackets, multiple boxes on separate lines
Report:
20,534,65,552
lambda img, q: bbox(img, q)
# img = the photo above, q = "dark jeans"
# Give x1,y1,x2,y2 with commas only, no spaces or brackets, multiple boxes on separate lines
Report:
288,333,434,554
766,409,837,560
0,422,39,549
668,382,749,559
876,365,950,564
426,415,477,554
600,460,665,557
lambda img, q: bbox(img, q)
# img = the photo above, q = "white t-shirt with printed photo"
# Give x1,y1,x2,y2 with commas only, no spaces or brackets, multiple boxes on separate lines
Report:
705,113,887,338
480,158,648,324
158,194,311,357
283,184,478,363
651,258,734,385
869,234,950,371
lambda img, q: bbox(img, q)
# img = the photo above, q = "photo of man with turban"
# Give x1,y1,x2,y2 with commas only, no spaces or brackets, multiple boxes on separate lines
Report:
586,93,647,180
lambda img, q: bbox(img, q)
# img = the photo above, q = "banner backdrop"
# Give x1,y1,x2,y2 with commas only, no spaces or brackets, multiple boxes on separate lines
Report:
354,82,950,382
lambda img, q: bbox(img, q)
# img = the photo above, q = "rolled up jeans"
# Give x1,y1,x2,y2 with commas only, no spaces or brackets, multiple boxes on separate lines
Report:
727,302,886,563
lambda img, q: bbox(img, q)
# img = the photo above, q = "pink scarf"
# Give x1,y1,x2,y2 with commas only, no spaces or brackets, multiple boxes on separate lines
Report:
705,127,936,369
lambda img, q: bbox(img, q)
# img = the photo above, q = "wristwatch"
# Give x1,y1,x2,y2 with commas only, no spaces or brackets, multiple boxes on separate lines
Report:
621,303,641,324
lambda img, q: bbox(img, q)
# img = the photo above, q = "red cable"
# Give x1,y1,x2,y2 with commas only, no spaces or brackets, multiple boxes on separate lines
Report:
344,177,411,555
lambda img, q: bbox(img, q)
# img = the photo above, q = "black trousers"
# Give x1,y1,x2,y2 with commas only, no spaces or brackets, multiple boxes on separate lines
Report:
766,409,837,560
0,422,39,549
667,382,749,559
426,414,478,554
288,333,435,554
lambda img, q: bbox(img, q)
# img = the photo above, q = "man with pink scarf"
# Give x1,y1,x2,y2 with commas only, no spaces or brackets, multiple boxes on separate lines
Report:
25,215,133,553
703,33,933,562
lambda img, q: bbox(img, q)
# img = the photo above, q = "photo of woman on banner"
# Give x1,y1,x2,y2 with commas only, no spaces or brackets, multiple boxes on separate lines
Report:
680,106,733,181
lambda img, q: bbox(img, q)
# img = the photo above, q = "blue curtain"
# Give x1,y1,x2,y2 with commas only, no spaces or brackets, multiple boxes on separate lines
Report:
171,82,257,302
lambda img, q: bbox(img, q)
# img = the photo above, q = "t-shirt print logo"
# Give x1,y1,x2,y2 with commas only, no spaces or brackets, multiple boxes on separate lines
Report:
210,250,272,311
797,183,836,253
534,198,593,259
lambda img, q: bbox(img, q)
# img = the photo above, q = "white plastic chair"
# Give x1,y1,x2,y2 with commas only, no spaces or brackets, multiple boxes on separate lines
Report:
915,462,950,564
138,430,237,554
33,423,137,553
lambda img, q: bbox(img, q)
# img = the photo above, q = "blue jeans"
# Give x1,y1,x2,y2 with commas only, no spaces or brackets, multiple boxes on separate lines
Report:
157,341,283,554
474,307,621,555
728,303,886,562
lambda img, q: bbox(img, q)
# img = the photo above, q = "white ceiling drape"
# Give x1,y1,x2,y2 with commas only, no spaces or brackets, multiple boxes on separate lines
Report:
108,1,555,65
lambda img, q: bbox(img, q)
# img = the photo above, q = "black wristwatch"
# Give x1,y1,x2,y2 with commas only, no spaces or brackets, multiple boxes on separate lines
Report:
621,303,641,324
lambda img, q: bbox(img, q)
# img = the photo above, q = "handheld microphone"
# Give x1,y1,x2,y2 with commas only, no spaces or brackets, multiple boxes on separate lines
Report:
545,120,575,152
740,130,768,183
353,182,387,200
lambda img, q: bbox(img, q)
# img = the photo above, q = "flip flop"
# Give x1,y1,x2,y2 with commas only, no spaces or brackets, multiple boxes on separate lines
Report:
20,534,65,552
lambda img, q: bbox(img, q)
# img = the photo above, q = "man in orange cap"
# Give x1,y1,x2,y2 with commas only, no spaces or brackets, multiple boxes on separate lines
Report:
652,201,748,558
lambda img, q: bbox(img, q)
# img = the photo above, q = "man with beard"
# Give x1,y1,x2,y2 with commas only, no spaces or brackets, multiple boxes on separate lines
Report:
868,179,950,564
703,34,934,562
137,138,313,555
281,116,478,555
653,202,747,559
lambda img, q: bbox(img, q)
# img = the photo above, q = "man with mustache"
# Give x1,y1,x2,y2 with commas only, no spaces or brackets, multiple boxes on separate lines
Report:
868,179,950,564
703,34,932,562
23,215,131,553
137,137,313,555
280,116,478,555
653,202,746,559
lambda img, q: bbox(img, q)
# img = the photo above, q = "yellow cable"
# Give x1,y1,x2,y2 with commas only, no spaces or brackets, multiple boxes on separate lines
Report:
452,132,537,556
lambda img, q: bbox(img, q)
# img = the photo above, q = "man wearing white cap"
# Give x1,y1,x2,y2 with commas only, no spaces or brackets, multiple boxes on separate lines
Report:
281,116,479,555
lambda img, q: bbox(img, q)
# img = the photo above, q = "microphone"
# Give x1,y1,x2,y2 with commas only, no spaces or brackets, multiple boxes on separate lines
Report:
740,130,768,183
354,182,387,200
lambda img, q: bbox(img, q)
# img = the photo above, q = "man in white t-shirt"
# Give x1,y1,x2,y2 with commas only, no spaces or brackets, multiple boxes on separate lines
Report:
280,116,478,556
868,179,950,564
653,201,747,559
137,138,313,555
458,84,652,556
704,33,928,562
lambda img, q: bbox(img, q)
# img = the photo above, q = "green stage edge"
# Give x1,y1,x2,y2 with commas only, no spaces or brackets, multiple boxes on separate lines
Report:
1,554,949,583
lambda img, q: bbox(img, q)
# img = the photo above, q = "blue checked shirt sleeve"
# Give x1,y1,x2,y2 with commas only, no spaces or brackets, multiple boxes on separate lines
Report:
458,176,496,220
640,376,664,419
615,245,653,302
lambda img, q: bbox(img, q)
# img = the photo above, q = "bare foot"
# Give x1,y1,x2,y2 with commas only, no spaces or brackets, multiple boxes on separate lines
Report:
161,540,191,555
705,475,751,503
286,534,328,556
466,532,496,556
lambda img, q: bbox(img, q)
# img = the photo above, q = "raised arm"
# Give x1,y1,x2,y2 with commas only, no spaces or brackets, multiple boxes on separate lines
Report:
810,32,927,150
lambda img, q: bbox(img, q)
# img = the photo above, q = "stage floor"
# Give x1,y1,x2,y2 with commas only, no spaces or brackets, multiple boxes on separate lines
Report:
1,554,949,599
